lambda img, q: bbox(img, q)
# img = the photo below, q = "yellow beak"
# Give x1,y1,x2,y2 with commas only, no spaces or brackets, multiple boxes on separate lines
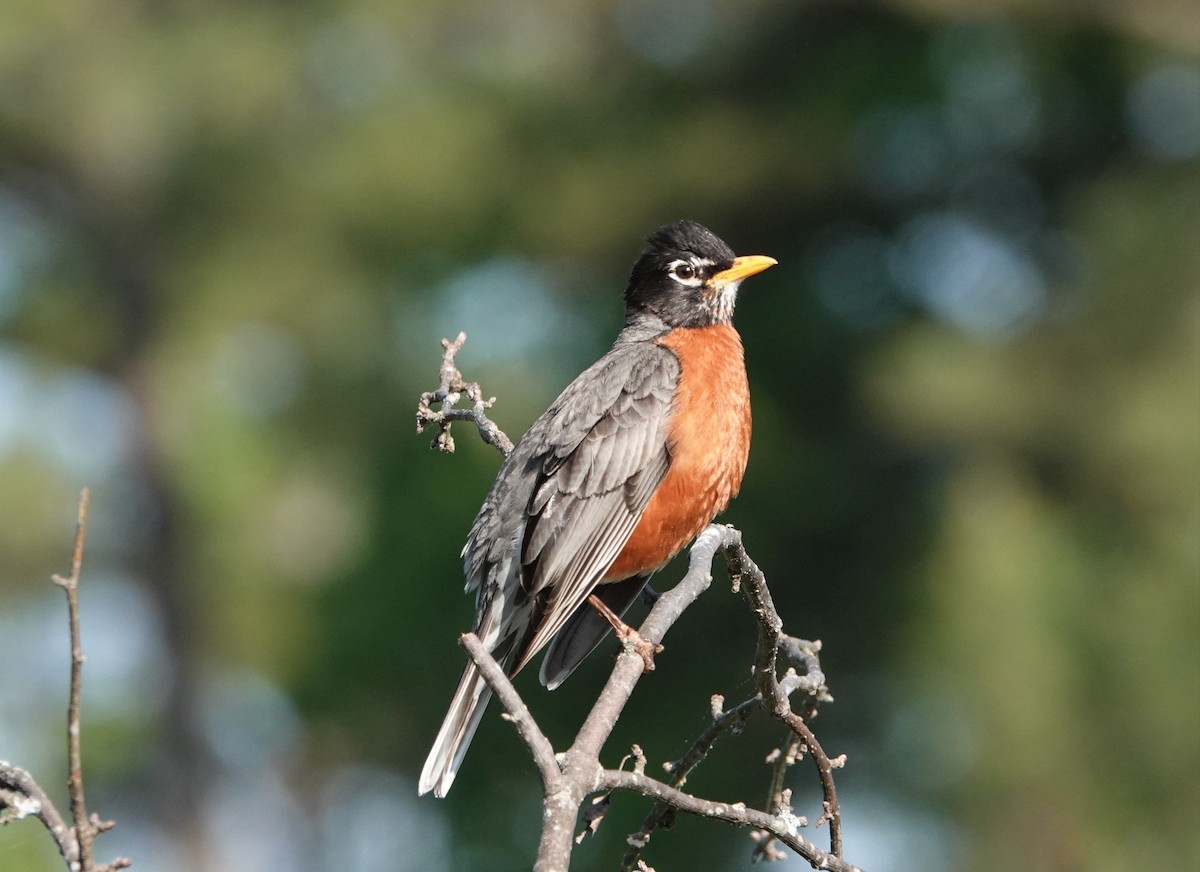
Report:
708,254,778,287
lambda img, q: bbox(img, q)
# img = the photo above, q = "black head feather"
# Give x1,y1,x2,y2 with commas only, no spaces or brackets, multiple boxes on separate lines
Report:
641,219,736,265
624,220,742,329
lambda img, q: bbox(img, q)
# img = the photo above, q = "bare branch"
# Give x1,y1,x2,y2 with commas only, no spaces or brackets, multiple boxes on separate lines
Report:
458,633,559,790
603,770,863,872
617,529,843,870
754,733,804,862
619,694,764,870
52,487,94,870
0,762,78,865
571,524,729,761
416,333,514,456
2,489,130,871
723,529,845,856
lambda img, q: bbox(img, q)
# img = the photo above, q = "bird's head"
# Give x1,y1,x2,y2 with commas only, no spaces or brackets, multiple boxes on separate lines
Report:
624,219,776,330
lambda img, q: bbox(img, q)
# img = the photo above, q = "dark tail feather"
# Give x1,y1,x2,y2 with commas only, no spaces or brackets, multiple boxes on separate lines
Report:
539,575,648,690
419,661,493,797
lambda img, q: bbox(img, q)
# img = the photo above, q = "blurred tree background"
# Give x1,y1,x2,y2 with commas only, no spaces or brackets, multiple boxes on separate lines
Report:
1,0,1197,870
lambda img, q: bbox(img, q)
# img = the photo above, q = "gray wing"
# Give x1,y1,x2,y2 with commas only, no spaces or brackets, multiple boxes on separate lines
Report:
461,340,679,679
539,573,650,690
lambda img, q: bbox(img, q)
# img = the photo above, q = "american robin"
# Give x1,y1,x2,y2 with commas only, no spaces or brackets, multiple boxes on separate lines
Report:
419,219,775,797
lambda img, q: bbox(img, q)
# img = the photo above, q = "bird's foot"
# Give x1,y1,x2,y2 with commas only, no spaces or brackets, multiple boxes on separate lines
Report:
588,594,664,673
616,622,665,673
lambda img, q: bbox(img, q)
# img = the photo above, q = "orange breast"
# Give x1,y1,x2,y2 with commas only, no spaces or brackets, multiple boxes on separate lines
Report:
605,324,751,580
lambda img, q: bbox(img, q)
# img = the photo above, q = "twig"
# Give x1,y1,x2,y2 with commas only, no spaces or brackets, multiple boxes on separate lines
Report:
619,530,843,870
458,633,559,790
757,634,830,859
619,695,764,870
754,733,804,862
0,762,78,864
58,490,133,871
415,333,514,456
723,530,845,857
52,488,94,870
782,713,845,846
1,489,130,872
602,770,862,872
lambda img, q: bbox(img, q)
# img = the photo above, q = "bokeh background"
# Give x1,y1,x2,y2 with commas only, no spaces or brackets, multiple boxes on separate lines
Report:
1,1,1197,870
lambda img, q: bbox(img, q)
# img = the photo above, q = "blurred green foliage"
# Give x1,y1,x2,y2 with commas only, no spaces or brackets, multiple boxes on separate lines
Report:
1,1,1197,871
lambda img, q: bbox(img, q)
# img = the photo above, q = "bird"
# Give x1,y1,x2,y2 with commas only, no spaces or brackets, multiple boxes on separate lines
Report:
419,219,776,797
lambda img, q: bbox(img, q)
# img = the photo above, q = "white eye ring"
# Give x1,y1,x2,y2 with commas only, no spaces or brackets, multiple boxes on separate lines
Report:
668,259,703,286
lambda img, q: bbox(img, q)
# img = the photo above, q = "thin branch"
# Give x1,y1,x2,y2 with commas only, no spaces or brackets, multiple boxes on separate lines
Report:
782,712,846,842
571,525,729,761
620,529,844,870
1,489,130,872
754,733,804,862
602,770,862,872
458,633,559,791
778,636,831,706
619,695,765,870
534,526,731,872
765,634,832,853
668,695,766,785
415,333,514,456
723,528,845,857
0,762,78,865
52,487,93,870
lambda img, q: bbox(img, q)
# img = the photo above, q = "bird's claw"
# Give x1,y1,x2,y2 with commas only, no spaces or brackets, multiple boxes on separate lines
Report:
614,622,664,673
588,593,664,673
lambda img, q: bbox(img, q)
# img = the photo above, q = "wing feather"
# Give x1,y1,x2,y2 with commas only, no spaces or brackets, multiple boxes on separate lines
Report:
459,340,678,676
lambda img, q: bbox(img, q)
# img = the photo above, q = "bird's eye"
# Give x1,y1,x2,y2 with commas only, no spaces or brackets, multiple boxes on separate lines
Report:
670,261,696,282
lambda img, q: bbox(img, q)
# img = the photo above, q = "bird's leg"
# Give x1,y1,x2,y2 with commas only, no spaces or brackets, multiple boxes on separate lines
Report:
588,594,664,672
639,584,661,607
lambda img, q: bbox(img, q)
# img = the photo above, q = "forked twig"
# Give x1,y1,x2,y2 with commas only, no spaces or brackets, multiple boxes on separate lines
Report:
416,333,514,456
618,692,765,869
725,532,844,857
